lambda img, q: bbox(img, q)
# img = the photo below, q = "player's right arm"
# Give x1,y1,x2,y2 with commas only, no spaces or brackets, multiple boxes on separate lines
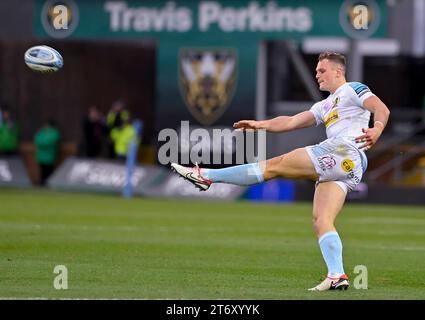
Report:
233,111,316,133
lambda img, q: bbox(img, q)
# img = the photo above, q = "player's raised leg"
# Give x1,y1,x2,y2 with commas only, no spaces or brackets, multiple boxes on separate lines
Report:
261,147,319,180
171,147,319,191
309,181,349,291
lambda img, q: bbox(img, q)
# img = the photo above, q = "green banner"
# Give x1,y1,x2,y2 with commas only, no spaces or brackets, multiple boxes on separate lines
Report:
35,0,387,40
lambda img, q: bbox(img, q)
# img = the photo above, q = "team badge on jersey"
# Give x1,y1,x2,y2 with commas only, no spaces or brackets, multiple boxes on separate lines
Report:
332,97,340,109
179,48,238,126
324,97,341,127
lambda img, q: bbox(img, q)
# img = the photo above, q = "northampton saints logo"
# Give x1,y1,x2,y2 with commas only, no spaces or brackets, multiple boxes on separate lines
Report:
179,48,238,126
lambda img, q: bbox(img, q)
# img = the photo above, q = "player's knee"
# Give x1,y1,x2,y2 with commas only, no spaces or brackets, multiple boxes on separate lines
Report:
312,216,328,227
312,216,333,234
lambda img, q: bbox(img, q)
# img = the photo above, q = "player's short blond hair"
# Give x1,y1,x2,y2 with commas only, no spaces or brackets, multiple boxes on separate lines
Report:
318,52,346,74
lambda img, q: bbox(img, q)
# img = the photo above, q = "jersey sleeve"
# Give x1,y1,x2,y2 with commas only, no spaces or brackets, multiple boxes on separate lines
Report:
349,82,375,106
309,101,324,126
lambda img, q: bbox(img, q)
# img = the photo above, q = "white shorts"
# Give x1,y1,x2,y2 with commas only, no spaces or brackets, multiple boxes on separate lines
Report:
305,137,368,194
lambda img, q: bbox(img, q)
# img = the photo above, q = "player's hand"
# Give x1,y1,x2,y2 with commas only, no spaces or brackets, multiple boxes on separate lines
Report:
355,127,382,151
233,120,265,131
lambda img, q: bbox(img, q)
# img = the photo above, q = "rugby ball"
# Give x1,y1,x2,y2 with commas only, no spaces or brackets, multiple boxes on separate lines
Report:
24,45,63,73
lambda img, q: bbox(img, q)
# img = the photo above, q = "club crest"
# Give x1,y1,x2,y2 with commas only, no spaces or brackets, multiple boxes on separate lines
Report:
179,48,238,126
332,97,340,109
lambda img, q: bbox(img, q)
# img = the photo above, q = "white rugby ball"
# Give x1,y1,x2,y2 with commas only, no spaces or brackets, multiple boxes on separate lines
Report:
24,45,63,73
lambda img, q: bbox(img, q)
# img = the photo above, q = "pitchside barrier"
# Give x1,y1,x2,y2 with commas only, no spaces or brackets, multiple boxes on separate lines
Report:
46,156,295,202
0,156,32,188
47,157,248,201
47,157,166,195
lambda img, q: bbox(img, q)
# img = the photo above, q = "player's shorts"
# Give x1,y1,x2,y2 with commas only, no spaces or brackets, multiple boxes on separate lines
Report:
305,136,368,194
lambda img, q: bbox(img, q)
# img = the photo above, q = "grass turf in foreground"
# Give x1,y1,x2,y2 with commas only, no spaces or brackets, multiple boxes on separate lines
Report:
0,188,424,299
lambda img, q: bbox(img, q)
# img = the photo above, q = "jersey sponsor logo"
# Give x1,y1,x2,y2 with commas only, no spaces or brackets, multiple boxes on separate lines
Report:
324,110,339,127
179,48,238,126
318,155,336,171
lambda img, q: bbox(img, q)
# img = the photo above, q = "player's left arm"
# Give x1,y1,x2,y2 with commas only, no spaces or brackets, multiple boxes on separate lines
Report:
355,95,390,150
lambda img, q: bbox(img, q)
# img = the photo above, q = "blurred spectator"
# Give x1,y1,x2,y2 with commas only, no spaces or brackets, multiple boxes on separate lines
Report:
82,105,107,158
106,99,130,158
0,108,19,156
109,114,137,161
34,119,60,186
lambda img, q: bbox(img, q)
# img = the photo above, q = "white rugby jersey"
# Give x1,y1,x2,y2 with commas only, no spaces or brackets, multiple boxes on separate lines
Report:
309,82,374,139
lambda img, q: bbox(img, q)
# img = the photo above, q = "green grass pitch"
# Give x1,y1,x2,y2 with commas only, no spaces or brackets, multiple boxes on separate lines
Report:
1,188,424,299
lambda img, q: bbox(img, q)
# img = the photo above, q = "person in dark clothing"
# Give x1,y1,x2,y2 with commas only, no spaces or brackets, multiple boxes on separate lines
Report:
82,105,106,158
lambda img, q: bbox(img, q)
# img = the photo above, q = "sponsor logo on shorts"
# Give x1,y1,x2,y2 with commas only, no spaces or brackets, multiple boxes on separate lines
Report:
341,159,355,172
342,158,360,183
318,155,336,171
347,171,360,184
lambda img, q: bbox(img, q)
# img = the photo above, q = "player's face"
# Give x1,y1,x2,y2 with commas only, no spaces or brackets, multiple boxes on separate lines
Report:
315,59,339,92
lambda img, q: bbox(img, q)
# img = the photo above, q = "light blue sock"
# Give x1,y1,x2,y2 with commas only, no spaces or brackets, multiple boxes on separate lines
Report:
318,231,345,278
201,163,264,186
